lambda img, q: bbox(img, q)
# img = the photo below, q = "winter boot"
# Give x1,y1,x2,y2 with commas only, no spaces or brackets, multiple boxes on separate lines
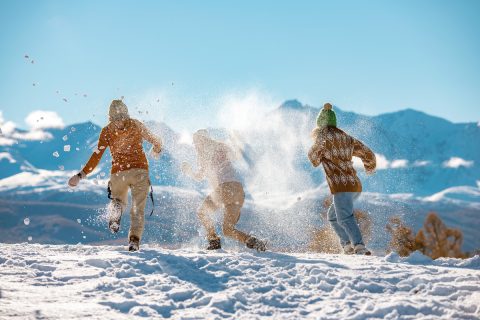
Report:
246,236,267,252
108,200,123,234
207,238,221,250
354,244,371,255
343,243,354,255
128,236,140,252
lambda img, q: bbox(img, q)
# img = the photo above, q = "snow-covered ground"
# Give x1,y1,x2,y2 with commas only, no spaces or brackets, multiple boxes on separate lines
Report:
0,244,479,319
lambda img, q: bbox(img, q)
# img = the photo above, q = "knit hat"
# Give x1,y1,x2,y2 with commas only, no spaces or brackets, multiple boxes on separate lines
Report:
316,103,337,128
109,99,130,122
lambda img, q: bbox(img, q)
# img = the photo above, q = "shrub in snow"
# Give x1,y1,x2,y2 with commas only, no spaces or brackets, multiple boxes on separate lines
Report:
386,213,469,259
418,212,467,259
386,216,418,257
309,224,341,253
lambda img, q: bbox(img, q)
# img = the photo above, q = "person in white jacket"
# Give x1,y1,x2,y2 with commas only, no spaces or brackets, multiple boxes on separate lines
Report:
182,129,265,251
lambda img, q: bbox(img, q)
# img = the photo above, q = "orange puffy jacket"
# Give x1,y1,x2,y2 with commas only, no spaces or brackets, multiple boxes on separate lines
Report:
82,119,162,175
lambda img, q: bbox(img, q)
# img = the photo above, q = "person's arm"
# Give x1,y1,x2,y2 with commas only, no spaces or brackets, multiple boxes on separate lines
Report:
136,120,162,153
82,127,109,175
308,140,324,167
68,127,109,187
352,138,376,174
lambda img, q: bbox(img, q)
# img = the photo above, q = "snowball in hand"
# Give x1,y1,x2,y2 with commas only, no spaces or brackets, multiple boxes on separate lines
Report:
24,218,30,225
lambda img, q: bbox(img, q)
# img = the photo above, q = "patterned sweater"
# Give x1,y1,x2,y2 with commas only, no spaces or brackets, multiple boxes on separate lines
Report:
308,127,376,194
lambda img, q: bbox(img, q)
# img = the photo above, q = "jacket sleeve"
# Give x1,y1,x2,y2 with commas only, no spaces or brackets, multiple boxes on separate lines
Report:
82,127,109,175
136,120,162,152
308,140,324,167
352,138,376,172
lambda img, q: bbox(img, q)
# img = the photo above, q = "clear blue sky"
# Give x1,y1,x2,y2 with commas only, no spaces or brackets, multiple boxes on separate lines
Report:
1,0,479,131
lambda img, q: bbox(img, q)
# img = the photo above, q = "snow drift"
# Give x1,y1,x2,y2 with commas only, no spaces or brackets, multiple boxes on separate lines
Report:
0,244,478,319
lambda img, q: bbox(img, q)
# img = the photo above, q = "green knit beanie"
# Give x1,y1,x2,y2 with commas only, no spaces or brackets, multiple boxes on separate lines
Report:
316,103,337,128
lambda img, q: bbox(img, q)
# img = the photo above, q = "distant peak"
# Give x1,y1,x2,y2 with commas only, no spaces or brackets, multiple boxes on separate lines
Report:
280,99,304,110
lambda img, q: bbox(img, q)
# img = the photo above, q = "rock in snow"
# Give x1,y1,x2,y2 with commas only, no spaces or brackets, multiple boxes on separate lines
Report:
0,244,478,319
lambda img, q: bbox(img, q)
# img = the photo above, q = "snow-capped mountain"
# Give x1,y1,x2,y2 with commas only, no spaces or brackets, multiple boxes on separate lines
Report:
1,101,478,194
0,101,479,251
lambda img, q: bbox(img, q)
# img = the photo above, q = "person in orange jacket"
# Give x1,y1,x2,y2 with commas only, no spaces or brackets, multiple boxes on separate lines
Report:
68,99,162,251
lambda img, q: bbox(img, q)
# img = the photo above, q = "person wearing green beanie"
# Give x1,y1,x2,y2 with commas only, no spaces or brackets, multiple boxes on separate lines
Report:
316,103,337,128
309,102,377,255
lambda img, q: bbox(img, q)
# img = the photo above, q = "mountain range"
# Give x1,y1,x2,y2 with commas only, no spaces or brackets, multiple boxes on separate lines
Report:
0,101,479,251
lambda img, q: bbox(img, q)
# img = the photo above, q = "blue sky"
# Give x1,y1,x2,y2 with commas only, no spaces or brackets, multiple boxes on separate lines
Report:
1,0,479,131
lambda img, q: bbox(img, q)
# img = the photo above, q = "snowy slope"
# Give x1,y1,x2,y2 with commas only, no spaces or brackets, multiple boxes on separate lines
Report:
0,169,479,252
0,244,479,319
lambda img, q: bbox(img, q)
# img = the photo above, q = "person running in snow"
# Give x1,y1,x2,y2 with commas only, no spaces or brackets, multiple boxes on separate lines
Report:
68,99,162,252
308,103,376,255
182,129,266,251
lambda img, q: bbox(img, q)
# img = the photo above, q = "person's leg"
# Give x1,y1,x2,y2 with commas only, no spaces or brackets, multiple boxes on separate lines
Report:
223,205,250,243
198,194,220,241
220,182,249,244
333,192,364,246
327,199,351,247
108,172,129,232
128,169,150,243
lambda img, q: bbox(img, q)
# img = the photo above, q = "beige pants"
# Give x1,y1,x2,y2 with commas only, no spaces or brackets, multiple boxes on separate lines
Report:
199,181,250,244
109,168,150,241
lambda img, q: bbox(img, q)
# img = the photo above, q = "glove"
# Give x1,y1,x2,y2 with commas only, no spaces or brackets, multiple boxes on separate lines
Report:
68,171,86,187
150,146,161,160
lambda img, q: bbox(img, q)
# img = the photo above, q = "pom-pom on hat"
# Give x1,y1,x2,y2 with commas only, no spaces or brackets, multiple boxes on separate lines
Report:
316,103,337,128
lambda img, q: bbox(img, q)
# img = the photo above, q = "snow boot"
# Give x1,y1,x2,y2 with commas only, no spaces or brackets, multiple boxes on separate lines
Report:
343,243,354,255
207,238,221,250
354,244,371,255
246,236,267,252
128,236,140,252
108,200,123,234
